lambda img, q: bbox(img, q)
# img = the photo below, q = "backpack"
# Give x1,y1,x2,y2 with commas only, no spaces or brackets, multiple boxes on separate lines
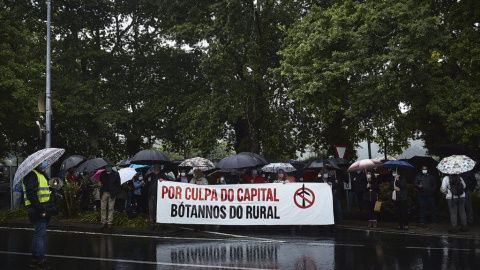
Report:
449,177,464,197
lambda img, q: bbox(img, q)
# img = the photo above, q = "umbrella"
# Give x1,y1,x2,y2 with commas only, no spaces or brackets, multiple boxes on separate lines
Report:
117,157,133,168
76,157,115,172
347,159,383,172
179,157,216,171
217,154,259,169
261,163,297,173
13,148,65,188
59,155,87,171
382,160,414,169
130,149,170,165
304,159,340,170
436,143,474,158
327,158,352,168
436,155,476,174
238,152,268,166
91,169,105,181
119,168,137,184
206,170,230,185
408,156,438,171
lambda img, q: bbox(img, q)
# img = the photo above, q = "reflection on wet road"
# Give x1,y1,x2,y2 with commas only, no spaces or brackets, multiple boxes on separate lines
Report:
0,226,479,269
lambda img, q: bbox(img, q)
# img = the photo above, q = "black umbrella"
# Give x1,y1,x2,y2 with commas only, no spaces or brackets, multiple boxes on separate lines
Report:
76,157,115,172
117,157,133,168
217,154,259,169
436,143,474,158
304,159,340,170
238,152,268,166
130,149,171,165
60,155,86,170
327,158,352,168
59,155,87,171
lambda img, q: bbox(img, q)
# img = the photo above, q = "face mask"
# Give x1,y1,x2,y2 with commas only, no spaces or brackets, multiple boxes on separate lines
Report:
181,173,186,177
357,171,361,174
40,161,48,169
422,170,428,174
318,174,322,178
252,170,257,175
278,174,284,178
138,176,143,180
392,173,397,177
323,174,329,178
220,177,225,181
160,165,165,170
107,171,111,175
367,174,371,179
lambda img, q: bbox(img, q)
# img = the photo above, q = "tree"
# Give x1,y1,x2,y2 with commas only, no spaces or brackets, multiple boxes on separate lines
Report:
278,0,441,160
0,3,45,159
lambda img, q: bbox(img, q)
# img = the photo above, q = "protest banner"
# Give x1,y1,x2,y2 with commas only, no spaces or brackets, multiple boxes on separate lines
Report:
157,182,334,225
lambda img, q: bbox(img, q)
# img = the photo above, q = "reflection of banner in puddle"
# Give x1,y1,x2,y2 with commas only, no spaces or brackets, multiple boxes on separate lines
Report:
157,182,334,225
156,241,334,269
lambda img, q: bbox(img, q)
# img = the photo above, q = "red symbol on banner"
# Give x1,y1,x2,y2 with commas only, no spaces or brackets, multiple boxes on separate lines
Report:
294,184,315,209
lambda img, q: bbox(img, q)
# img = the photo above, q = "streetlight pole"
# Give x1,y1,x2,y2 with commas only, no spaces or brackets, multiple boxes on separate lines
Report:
45,0,52,177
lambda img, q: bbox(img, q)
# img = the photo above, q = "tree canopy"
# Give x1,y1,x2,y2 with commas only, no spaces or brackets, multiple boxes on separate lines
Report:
1,0,479,161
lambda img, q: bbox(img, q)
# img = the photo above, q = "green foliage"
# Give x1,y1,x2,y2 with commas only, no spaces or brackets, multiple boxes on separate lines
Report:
0,207,27,221
377,182,419,221
56,182,82,218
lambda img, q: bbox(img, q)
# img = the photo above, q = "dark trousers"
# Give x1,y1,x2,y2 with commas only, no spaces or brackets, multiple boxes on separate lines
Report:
333,196,343,222
134,194,147,214
365,200,377,221
418,196,437,223
356,192,365,210
394,200,408,227
148,196,157,226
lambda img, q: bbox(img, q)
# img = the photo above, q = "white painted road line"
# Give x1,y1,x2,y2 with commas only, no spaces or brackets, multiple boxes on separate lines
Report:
177,226,286,243
0,251,273,270
406,247,476,251
0,226,282,243
308,242,364,247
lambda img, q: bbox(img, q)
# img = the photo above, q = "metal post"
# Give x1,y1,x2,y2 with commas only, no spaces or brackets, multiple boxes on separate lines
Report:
46,0,52,177
9,165,13,209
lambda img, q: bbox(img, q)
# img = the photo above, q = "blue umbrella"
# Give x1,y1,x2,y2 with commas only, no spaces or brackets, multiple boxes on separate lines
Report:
383,160,414,169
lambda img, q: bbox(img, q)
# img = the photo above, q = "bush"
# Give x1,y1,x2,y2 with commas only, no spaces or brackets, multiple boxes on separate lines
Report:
377,182,419,221
56,181,82,217
0,207,27,221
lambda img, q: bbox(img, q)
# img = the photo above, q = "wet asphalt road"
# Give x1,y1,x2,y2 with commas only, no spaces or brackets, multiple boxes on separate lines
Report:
0,224,479,270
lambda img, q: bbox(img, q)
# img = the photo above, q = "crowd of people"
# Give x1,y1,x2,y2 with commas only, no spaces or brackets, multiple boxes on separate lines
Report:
51,162,480,234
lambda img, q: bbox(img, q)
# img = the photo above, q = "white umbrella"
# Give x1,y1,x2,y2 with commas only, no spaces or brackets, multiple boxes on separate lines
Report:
437,155,476,174
119,168,137,184
13,148,65,188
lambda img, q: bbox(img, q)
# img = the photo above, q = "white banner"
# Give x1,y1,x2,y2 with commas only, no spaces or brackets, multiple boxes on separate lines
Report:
156,182,334,225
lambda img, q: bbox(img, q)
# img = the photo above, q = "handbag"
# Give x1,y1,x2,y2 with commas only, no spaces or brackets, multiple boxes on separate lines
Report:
374,195,382,212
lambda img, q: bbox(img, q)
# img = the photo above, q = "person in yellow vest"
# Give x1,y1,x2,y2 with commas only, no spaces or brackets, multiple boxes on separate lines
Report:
23,160,57,270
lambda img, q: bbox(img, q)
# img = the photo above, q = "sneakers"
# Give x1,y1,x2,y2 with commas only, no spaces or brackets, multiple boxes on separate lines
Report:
37,259,51,270
396,226,403,230
100,224,107,230
448,229,457,234
404,226,409,231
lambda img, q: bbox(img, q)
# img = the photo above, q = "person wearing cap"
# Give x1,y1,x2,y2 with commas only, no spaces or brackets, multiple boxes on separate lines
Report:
99,165,120,230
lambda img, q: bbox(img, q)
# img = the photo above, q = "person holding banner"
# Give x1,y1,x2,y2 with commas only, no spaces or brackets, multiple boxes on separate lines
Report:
146,164,168,230
190,169,208,185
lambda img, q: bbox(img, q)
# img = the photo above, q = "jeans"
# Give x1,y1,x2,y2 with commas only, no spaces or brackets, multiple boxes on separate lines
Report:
349,192,358,207
447,198,467,231
101,192,116,225
418,196,437,223
32,219,48,261
333,196,343,222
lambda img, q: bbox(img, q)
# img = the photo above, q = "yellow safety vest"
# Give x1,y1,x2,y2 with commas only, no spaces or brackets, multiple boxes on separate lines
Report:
22,170,51,206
